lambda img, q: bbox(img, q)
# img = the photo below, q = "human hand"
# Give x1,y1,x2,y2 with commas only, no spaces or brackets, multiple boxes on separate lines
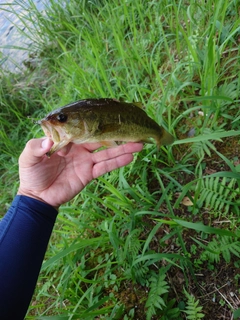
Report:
17,138,143,209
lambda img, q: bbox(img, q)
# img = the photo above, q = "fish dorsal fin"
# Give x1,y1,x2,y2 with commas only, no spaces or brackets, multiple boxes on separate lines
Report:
132,102,144,109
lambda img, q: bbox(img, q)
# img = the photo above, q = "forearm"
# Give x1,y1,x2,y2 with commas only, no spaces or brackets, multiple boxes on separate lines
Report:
0,195,58,320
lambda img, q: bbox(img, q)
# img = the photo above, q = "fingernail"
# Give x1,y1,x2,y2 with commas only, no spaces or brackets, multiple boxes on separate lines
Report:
41,138,50,150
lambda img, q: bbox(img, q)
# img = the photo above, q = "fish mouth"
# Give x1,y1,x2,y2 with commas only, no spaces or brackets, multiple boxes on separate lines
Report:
39,120,62,143
39,120,73,157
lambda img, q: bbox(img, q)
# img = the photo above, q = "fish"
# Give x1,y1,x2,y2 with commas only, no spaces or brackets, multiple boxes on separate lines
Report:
38,98,174,157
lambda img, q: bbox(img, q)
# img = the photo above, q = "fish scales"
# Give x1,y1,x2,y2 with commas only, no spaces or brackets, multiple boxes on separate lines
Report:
38,98,174,157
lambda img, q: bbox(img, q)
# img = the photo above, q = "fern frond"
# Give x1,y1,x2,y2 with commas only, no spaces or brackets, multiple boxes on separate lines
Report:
204,237,221,263
145,271,169,320
184,289,205,320
218,235,240,263
124,229,142,259
197,176,238,214
129,261,149,285
204,235,240,263
216,82,238,107
122,229,145,283
190,139,213,161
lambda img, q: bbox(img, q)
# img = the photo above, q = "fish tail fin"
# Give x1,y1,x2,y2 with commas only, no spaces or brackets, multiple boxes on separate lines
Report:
157,128,175,149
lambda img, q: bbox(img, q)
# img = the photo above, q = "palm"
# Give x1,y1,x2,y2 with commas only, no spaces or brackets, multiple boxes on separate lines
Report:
30,144,96,206
18,139,143,208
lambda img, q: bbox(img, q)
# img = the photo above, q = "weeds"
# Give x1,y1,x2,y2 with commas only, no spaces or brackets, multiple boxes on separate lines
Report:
0,0,239,318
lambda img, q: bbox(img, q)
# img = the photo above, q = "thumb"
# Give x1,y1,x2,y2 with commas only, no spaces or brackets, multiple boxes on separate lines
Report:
19,138,53,167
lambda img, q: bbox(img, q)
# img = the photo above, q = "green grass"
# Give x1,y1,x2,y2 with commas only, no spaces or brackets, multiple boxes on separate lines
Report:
0,0,240,319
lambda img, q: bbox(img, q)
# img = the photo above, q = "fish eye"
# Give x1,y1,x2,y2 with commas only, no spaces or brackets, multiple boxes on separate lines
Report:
56,113,68,123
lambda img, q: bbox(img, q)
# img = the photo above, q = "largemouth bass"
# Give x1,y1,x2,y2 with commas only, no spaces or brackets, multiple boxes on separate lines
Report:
38,98,174,157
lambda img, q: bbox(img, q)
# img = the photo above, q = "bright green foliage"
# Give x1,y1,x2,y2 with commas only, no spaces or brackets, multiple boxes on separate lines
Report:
202,235,240,264
145,271,169,320
175,172,240,215
197,176,239,214
184,289,205,320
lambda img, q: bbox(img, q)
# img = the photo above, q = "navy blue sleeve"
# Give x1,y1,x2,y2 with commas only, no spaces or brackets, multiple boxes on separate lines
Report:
0,195,58,320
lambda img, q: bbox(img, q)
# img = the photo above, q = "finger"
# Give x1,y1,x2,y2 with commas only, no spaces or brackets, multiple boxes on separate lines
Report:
93,153,134,178
19,138,53,167
82,142,105,151
91,142,143,164
57,142,104,157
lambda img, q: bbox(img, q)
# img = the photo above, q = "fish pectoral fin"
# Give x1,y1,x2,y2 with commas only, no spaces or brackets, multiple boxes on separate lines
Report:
100,141,118,148
98,123,121,134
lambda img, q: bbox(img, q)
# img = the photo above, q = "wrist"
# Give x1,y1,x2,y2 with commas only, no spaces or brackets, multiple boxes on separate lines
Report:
17,189,59,212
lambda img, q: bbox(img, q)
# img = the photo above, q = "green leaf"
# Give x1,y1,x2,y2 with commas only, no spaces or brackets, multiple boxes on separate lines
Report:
173,130,240,145
42,236,108,271
233,308,240,319
173,219,237,237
